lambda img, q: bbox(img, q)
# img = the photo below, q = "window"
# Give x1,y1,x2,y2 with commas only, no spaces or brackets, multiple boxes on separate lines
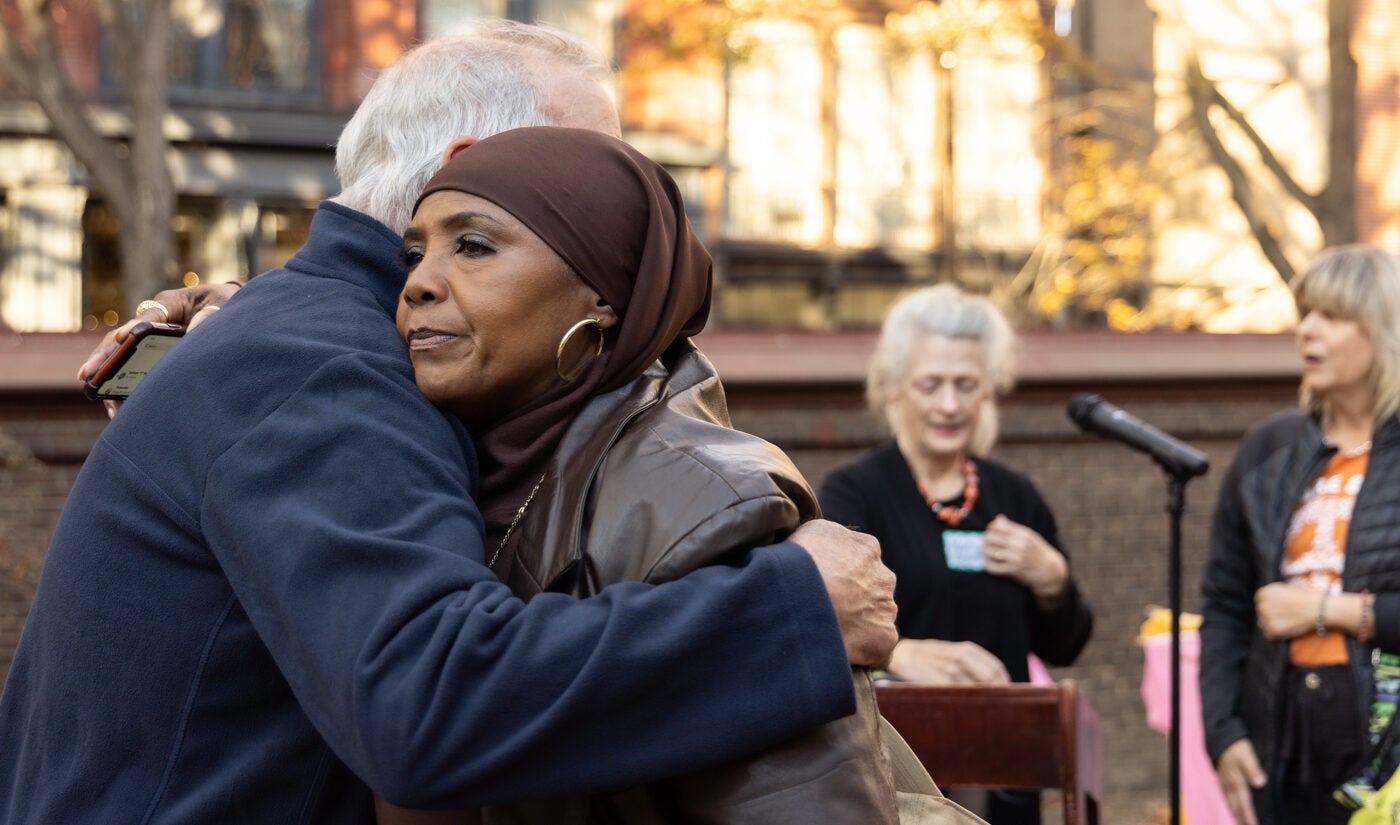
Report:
724,17,1042,255
724,19,945,251
725,19,825,246
167,0,318,102
421,1,513,38
833,24,937,249
81,198,314,327
951,36,1043,251
421,1,615,63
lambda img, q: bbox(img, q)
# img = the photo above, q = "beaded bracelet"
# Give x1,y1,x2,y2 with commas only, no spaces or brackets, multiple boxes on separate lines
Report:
1359,589,1375,646
1317,590,1331,637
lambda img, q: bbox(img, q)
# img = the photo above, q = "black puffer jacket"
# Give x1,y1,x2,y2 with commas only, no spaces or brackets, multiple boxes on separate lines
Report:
1200,410,1400,809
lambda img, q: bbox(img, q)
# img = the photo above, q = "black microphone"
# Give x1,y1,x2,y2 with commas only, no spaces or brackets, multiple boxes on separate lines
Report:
1066,394,1210,479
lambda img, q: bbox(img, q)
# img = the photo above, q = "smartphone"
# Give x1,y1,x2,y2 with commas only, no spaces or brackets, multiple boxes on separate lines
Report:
82,321,186,401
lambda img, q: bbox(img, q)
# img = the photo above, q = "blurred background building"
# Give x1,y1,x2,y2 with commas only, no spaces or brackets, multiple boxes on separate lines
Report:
2,1,1399,821
2,0,1395,335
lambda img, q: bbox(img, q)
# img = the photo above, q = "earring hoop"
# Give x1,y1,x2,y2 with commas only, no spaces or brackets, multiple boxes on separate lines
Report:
556,318,605,382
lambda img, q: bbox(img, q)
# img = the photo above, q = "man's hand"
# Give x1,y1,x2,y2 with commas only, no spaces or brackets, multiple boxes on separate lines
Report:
77,282,242,383
790,519,898,667
1216,738,1265,825
887,638,1010,684
78,282,241,418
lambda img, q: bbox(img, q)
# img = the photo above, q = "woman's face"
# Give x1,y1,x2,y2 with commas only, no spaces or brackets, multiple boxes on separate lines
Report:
1296,308,1375,407
397,190,611,431
889,334,989,461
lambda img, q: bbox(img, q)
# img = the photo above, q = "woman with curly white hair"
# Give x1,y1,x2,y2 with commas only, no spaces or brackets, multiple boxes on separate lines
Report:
820,283,1094,825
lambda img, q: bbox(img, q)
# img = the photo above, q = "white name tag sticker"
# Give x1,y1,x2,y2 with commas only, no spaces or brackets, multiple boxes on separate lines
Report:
943,530,986,572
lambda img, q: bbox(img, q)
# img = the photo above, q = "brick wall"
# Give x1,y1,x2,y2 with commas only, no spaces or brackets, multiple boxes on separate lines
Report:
0,331,1302,823
0,394,106,681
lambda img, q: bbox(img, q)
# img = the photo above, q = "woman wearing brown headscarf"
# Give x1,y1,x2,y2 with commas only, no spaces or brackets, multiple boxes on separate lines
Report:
380,127,972,824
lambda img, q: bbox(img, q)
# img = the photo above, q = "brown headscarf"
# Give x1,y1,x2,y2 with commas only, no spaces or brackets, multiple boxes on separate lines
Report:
413,126,713,548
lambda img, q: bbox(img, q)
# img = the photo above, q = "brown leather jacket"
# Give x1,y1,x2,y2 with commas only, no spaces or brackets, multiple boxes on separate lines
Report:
487,341,900,825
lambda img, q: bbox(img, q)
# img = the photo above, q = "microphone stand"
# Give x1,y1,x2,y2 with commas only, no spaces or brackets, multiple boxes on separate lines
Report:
1065,393,1209,824
1164,471,1193,825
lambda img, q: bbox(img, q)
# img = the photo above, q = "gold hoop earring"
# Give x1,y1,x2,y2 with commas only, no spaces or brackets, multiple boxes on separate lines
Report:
556,318,605,382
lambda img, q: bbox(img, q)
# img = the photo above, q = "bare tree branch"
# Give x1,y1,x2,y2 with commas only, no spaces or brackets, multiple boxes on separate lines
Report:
0,0,177,314
3,0,135,206
100,0,138,82
1198,77,1319,214
1185,57,1297,283
124,0,176,293
1318,0,1356,245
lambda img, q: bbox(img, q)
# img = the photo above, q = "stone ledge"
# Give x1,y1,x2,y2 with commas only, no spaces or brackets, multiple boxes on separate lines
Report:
2,329,1301,393
694,329,1299,387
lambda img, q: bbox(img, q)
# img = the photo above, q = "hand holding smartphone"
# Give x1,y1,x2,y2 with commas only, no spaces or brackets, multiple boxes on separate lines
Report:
82,321,185,401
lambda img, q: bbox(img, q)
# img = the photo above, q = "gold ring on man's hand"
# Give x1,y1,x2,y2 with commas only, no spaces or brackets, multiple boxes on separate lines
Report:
135,300,169,321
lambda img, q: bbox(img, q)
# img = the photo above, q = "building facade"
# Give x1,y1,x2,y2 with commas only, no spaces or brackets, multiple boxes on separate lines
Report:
1,0,1065,333
0,0,420,332
5,1,1395,337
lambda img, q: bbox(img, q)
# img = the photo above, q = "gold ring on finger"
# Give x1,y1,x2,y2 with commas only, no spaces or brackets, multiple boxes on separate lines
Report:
135,300,169,321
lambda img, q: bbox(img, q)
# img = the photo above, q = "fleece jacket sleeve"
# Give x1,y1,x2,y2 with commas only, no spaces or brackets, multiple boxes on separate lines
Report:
200,353,854,807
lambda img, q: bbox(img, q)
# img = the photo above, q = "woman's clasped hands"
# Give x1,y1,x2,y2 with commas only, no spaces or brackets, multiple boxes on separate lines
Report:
982,514,1069,607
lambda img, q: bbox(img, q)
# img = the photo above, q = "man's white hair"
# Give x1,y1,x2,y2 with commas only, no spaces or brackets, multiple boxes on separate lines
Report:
332,19,613,234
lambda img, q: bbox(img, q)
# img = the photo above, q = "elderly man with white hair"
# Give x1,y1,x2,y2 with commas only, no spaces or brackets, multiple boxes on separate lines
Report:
0,21,897,824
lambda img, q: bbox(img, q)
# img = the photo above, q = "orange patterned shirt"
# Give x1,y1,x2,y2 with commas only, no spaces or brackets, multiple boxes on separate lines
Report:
1282,446,1369,666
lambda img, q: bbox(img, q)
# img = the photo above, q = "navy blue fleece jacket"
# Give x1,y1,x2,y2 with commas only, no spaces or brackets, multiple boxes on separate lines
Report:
0,202,853,824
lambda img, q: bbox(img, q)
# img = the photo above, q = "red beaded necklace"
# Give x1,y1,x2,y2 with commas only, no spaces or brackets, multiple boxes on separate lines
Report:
916,457,979,527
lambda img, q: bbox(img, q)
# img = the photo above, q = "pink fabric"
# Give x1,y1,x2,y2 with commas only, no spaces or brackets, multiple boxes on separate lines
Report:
1028,653,1053,686
1141,629,1236,825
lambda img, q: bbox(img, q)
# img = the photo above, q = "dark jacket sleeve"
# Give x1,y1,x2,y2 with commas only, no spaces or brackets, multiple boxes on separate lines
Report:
1199,439,1260,764
1375,595,1400,652
615,491,898,825
1018,478,1094,667
199,355,854,808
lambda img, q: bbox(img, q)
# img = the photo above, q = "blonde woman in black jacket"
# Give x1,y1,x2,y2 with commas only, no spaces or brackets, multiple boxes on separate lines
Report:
1201,245,1400,825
